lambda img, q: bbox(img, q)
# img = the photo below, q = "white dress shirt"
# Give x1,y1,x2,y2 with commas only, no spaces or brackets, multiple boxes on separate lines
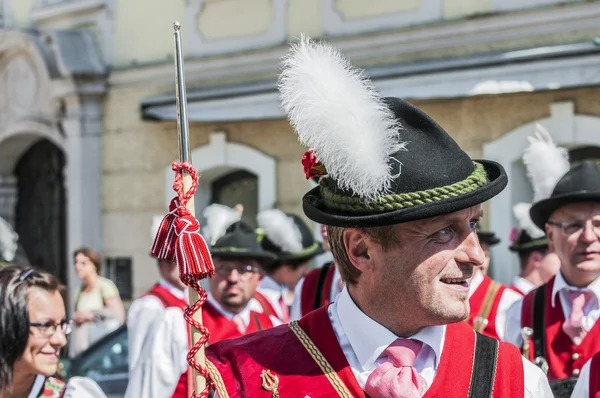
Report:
570,357,593,397
29,375,107,398
330,287,553,397
258,276,291,320
468,271,522,341
206,293,282,328
503,272,600,348
290,265,343,321
512,276,536,295
125,279,189,398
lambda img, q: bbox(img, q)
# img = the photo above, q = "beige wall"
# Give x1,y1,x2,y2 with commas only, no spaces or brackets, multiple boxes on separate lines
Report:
10,0,34,28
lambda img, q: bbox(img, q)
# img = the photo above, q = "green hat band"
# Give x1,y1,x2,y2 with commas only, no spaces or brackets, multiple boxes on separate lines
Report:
320,162,488,214
278,242,320,259
211,247,251,253
512,238,548,250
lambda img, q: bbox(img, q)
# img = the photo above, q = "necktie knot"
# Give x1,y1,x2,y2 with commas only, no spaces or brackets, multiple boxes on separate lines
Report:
384,339,423,368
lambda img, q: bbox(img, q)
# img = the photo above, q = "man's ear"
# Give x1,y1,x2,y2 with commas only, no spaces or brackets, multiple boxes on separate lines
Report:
545,223,555,252
529,251,543,268
343,229,373,273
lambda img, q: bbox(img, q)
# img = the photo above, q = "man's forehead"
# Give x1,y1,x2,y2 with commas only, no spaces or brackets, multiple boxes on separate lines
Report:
551,201,600,219
422,205,484,225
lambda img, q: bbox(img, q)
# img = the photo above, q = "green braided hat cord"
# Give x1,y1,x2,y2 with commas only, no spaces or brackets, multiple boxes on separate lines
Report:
320,162,488,214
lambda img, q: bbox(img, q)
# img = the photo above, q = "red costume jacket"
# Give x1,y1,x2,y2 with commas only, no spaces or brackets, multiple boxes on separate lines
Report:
143,284,190,398
206,306,524,397
468,274,507,340
521,276,600,381
300,262,336,317
202,300,275,344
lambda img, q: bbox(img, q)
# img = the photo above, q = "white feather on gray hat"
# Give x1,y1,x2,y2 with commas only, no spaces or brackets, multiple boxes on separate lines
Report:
512,124,570,239
201,204,244,246
257,209,303,253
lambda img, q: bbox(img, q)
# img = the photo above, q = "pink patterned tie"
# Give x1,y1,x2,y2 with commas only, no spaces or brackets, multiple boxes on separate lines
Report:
365,339,428,398
562,290,593,345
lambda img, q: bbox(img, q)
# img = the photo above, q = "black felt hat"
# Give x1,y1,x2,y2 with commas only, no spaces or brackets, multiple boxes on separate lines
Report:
258,210,322,263
302,97,507,227
211,221,276,265
477,230,501,246
530,160,600,229
509,229,548,253
279,39,507,228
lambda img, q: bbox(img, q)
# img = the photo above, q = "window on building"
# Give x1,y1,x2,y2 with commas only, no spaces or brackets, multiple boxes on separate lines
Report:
211,170,258,228
104,257,133,301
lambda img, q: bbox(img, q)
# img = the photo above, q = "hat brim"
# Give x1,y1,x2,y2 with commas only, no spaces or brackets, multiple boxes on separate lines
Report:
276,242,323,262
303,159,507,227
530,191,600,230
508,237,548,252
480,237,501,246
210,249,277,265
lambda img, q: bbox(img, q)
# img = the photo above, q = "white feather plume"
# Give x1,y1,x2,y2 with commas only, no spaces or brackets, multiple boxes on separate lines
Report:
0,217,18,262
257,209,303,253
523,124,570,203
512,202,545,239
201,204,243,245
278,35,406,201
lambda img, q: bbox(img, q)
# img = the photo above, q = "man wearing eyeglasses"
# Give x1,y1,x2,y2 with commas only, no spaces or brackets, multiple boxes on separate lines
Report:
204,221,282,342
504,160,600,395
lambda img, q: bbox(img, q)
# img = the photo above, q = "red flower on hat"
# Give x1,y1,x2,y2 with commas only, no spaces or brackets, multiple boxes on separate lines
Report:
302,150,327,179
510,227,519,243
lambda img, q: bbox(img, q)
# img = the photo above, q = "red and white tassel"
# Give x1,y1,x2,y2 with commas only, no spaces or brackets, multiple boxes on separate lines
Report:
150,197,179,261
174,210,215,283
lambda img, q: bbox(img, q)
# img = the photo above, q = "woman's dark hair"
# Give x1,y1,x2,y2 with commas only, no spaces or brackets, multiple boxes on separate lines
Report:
0,266,64,388
73,247,102,274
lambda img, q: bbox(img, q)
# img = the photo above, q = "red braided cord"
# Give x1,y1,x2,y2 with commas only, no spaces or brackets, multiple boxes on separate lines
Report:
172,161,214,398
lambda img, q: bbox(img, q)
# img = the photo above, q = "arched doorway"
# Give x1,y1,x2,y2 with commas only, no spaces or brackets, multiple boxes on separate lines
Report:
211,170,259,228
14,138,67,283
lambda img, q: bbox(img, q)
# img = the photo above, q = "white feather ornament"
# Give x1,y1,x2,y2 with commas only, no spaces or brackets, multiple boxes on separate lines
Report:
512,202,545,239
0,217,18,262
201,203,243,245
278,35,406,201
257,209,303,253
523,124,570,203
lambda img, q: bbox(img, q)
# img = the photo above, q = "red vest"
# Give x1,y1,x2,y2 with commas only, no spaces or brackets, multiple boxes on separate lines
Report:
143,284,190,398
253,290,281,320
521,276,600,381
590,352,600,397
300,262,336,317
206,306,524,397
202,300,275,344
468,274,507,340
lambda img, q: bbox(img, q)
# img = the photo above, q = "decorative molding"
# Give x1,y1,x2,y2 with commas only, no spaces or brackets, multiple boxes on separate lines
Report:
184,0,288,57
164,131,277,217
322,0,443,36
110,1,600,88
490,0,579,13
483,101,600,284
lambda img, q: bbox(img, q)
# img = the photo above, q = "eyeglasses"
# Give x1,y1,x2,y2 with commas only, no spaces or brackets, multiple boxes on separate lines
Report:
214,264,261,278
30,320,73,338
547,219,600,237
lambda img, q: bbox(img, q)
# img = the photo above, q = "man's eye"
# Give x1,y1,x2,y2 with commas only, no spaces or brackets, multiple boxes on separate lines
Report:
439,227,453,235
470,220,479,230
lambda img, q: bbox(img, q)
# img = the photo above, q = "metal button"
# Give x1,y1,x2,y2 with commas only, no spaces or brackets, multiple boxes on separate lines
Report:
572,368,580,376
572,353,580,360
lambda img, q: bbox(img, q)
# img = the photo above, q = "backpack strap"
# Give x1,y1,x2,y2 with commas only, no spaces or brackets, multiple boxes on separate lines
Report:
531,284,548,372
39,376,67,398
468,332,498,398
313,262,333,311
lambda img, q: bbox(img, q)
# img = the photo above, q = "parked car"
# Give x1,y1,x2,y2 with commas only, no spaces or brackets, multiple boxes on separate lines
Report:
59,324,129,398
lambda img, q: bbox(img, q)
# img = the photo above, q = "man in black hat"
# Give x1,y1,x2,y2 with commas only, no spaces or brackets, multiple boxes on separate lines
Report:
254,209,322,322
204,221,281,342
466,228,522,341
204,37,551,396
504,160,600,390
508,229,560,296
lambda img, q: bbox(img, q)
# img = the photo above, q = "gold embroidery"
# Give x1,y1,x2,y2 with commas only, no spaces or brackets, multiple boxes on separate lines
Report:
206,360,230,398
289,321,353,398
260,369,280,398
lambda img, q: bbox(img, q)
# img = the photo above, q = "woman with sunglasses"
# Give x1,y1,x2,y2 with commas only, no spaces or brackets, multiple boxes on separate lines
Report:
0,266,106,398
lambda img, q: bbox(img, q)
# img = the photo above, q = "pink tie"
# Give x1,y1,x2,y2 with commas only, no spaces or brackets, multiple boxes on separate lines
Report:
232,314,246,334
562,290,593,345
365,339,428,398
279,296,290,323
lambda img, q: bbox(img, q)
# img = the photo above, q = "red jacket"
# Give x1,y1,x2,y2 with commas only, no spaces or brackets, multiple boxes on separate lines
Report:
206,305,524,397
202,300,275,344
300,262,336,317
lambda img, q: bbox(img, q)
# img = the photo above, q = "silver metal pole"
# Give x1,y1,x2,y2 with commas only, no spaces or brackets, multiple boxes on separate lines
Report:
173,21,191,164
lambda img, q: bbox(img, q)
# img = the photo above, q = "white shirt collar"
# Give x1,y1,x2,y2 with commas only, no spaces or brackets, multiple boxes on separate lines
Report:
468,270,484,298
336,287,444,372
551,271,600,307
158,278,187,300
512,276,535,295
206,293,262,326
260,275,286,293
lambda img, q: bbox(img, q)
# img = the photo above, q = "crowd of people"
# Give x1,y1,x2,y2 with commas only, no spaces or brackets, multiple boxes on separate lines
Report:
2,36,600,398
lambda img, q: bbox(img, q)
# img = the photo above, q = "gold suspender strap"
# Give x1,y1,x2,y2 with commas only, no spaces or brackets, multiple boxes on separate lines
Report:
473,281,502,333
205,360,230,398
288,321,354,398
